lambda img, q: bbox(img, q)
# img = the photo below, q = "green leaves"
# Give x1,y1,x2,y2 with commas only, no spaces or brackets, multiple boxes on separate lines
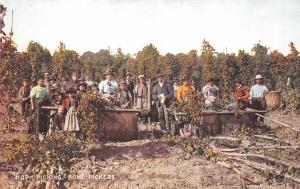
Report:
77,91,106,143
52,42,80,79
27,41,52,77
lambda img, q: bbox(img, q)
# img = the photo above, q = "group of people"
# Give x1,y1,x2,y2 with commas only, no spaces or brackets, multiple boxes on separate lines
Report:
18,68,269,137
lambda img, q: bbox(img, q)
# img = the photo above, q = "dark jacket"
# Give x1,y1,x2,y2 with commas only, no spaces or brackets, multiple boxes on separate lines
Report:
126,80,135,94
152,82,174,106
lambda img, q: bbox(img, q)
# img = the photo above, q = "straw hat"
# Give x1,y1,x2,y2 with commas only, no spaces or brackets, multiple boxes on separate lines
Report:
156,73,164,78
104,69,113,75
254,74,264,80
44,72,50,78
138,75,145,79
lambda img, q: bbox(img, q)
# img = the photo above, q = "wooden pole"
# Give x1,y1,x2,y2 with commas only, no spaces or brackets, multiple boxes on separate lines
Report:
255,113,300,133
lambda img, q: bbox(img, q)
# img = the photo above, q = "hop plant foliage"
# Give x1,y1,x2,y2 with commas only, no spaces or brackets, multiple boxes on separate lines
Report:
1,133,81,184
77,91,107,143
171,94,205,125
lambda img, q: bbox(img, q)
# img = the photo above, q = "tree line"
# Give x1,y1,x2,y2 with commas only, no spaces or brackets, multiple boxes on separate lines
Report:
1,38,299,109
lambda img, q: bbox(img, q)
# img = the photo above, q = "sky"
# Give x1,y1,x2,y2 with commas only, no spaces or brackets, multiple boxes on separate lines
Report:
1,0,300,55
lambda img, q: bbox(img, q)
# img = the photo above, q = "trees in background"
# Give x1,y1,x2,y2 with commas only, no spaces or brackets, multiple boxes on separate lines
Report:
52,42,80,79
134,43,160,79
26,41,52,78
159,53,180,80
2,39,299,109
200,39,216,86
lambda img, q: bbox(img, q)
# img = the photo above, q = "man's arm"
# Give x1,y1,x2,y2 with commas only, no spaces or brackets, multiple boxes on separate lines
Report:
166,83,174,100
18,87,24,101
249,86,254,99
98,81,104,94
176,87,182,101
30,87,35,110
152,85,158,100
242,87,250,100
202,86,208,98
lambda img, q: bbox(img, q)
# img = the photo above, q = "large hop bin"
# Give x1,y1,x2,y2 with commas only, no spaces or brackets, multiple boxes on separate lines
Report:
97,109,141,141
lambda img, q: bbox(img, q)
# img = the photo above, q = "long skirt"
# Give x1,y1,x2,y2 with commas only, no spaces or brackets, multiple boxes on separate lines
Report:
63,107,80,132
33,99,49,134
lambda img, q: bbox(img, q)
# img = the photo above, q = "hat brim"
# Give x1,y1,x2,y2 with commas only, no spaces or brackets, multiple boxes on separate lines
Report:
65,88,77,94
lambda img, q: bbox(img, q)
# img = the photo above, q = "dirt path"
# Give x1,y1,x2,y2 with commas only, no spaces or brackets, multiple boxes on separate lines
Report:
64,138,297,189
0,112,299,189
66,140,242,189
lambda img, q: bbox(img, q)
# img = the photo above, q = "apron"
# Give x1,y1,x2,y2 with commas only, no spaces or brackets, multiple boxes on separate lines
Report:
63,106,80,131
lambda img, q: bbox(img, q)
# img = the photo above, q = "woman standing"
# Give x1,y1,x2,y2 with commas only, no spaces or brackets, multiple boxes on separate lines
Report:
62,88,79,132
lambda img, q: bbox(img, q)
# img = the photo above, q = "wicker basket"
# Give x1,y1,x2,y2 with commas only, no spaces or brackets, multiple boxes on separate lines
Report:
265,91,281,108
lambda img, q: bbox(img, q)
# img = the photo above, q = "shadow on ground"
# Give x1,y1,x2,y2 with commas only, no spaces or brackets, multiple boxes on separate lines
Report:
89,140,170,161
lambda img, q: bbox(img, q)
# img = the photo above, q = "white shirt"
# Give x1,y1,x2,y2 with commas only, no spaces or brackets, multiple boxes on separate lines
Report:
159,82,164,88
249,84,268,99
202,84,219,98
98,79,118,94
202,84,219,105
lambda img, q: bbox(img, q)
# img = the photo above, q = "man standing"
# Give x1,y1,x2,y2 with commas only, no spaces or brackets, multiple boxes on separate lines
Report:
249,74,269,110
67,72,78,89
125,72,135,99
176,75,195,101
18,78,31,122
30,77,50,136
202,78,219,109
134,75,149,109
98,69,118,98
152,73,174,131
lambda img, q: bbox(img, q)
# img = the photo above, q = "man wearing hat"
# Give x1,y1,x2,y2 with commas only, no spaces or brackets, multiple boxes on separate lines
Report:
134,75,149,109
125,72,135,99
99,69,118,97
176,75,195,101
249,74,269,110
30,77,50,135
202,78,219,109
152,73,174,131
18,78,31,122
66,72,78,90
78,77,87,91
116,80,133,109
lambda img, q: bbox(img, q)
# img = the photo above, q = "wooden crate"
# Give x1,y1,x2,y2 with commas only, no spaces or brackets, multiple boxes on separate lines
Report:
98,109,140,141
